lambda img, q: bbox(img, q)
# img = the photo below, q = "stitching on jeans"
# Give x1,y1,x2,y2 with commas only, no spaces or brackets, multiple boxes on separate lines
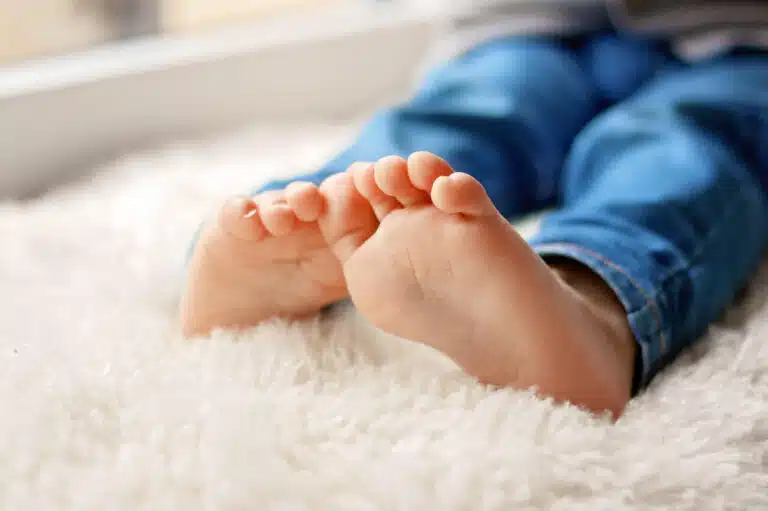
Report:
535,242,667,358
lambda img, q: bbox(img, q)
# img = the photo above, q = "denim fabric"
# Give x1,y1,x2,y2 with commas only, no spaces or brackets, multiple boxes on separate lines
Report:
255,34,768,392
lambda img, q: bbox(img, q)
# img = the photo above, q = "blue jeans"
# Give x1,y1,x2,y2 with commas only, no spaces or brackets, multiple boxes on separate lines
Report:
258,34,768,393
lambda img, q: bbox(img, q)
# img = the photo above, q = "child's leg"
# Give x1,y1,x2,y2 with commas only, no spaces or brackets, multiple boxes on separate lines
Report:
260,35,605,218
181,36,608,337
316,55,768,417
531,55,768,393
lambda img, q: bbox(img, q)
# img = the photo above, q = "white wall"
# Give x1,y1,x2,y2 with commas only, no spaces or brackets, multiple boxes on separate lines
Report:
0,5,435,198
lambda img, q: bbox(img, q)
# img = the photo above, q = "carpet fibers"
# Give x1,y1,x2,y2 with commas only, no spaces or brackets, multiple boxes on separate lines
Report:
0,125,765,510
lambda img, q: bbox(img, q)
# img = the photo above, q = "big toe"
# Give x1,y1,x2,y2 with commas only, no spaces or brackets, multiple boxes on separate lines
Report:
319,172,378,263
431,172,497,217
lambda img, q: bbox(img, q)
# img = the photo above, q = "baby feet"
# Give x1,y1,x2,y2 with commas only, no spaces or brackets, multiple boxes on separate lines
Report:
180,166,377,337
181,152,635,416
321,152,636,417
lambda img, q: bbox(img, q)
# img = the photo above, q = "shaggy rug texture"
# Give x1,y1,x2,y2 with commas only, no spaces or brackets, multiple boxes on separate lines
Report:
0,125,765,510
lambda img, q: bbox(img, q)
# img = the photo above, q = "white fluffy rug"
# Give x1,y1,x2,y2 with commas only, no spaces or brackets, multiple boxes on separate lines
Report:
0,125,766,510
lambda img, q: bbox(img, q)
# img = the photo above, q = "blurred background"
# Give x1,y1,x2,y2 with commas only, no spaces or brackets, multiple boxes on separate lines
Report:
0,0,434,198
0,0,358,64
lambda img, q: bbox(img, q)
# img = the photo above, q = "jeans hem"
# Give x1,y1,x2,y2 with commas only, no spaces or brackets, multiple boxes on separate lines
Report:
530,241,667,393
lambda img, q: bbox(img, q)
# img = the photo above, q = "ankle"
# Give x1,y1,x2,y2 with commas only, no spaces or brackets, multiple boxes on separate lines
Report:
548,258,637,395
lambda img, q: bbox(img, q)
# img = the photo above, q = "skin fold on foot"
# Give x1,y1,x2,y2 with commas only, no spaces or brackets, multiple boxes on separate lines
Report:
317,152,637,418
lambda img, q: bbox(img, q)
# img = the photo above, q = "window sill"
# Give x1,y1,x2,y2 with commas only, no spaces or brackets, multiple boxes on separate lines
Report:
0,3,434,198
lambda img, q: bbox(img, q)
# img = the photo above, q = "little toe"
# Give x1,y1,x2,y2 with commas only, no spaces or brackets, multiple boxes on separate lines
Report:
285,181,324,222
218,196,268,241
350,162,402,220
431,172,497,217
319,171,378,264
407,152,455,192
374,155,430,207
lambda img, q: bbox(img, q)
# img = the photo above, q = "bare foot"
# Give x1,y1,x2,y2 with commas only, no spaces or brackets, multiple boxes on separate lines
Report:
180,165,378,337
319,152,636,417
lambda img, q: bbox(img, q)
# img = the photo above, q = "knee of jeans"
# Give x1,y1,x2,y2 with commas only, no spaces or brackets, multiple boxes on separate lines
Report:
455,35,572,65
564,104,664,175
567,86,750,162
419,35,591,98
651,56,768,100
576,80,768,187
581,35,671,102
562,95,768,207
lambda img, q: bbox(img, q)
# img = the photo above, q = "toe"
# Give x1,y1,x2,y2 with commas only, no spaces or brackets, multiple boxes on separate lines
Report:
374,155,430,207
319,171,378,264
407,152,454,192
350,162,402,220
431,172,497,217
218,196,268,241
258,193,298,236
285,181,324,222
